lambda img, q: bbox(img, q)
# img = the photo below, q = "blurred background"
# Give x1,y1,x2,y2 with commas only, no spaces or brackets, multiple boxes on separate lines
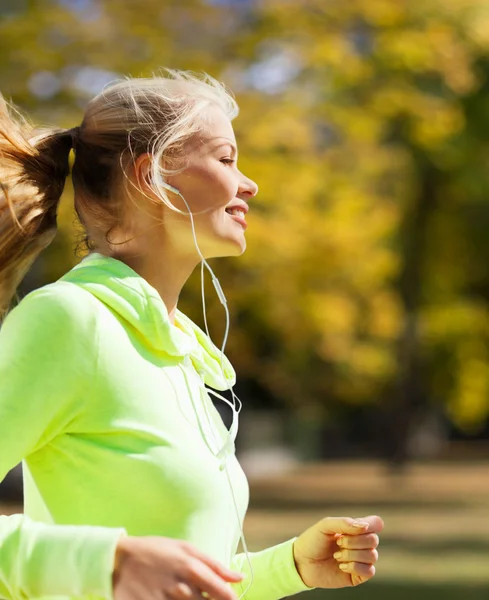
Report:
1,0,489,597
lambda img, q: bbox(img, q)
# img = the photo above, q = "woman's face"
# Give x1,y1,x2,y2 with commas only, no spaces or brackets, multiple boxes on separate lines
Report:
162,105,259,259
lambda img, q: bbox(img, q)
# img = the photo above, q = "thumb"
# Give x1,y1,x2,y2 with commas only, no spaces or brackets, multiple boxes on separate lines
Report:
356,515,384,533
316,517,372,535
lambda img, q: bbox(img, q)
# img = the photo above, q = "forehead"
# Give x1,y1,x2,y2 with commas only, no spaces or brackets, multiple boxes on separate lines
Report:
202,104,235,136
196,105,236,149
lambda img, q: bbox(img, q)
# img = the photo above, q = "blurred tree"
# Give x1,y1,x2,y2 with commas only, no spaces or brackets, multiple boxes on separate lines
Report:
2,0,489,461
218,0,489,461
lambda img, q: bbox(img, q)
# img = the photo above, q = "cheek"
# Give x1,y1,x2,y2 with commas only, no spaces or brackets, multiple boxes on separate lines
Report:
176,165,236,211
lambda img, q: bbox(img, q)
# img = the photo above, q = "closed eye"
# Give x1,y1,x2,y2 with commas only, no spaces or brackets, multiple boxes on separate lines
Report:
220,158,235,165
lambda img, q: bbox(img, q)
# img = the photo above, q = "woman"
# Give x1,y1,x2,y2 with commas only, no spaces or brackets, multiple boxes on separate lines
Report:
0,70,383,600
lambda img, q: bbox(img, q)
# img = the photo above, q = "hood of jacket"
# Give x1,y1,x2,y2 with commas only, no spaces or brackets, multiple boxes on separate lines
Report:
60,252,235,391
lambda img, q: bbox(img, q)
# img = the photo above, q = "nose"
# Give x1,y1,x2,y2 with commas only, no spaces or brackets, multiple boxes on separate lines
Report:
238,174,259,200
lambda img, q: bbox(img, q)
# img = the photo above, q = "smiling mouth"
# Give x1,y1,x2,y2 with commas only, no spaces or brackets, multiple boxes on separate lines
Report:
225,208,247,230
225,208,246,219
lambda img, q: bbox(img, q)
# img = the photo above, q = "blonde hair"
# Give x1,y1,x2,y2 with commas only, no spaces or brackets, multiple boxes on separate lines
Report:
0,69,238,317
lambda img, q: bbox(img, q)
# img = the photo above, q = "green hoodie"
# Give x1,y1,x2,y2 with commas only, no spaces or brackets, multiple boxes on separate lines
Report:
0,253,311,600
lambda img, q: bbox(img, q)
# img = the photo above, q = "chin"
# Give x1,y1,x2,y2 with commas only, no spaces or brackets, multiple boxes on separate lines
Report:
229,237,246,256
205,236,246,259
226,235,247,257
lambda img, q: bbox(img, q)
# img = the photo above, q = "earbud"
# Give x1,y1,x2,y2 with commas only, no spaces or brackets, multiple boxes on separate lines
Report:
159,181,181,196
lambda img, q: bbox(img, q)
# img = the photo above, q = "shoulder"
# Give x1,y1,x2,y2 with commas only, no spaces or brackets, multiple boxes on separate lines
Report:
0,283,99,393
2,281,100,340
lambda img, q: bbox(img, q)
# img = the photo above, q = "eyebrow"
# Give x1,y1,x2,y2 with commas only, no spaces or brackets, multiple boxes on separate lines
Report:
211,140,238,157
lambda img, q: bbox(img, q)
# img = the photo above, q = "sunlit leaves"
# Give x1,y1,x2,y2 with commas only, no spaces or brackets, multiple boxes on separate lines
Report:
3,0,489,432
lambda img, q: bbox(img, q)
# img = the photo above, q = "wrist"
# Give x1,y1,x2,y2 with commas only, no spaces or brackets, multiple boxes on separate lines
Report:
292,538,307,585
112,535,130,588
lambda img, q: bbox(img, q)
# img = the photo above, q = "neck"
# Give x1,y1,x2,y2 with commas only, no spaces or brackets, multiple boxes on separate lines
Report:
109,249,199,324
92,196,202,323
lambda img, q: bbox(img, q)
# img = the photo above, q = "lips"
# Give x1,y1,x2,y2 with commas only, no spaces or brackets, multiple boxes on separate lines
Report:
226,208,246,218
225,202,249,216
225,207,248,230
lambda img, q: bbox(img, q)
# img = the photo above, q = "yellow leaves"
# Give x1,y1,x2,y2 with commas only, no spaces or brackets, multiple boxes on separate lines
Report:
426,24,479,94
359,0,407,27
306,38,373,85
352,249,401,292
242,161,323,265
411,102,465,149
349,340,397,379
422,302,489,431
467,9,489,48
379,30,437,72
235,101,314,154
423,301,489,342
370,84,467,152
308,288,398,391
314,191,401,292
325,105,385,144
374,15,479,98
323,337,396,404
247,212,305,265
368,290,404,340
371,84,418,118
248,112,313,153
429,0,489,49
324,187,397,234
309,35,352,67
370,84,466,150
308,290,358,340
449,354,489,431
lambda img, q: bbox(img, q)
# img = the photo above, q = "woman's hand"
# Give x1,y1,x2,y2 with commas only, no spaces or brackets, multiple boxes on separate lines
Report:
113,536,243,600
293,515,384,589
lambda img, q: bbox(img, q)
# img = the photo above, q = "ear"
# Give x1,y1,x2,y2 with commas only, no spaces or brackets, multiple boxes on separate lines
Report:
132,152,153,192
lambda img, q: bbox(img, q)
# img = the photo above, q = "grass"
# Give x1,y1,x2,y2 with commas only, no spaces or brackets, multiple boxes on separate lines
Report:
244,461,489,598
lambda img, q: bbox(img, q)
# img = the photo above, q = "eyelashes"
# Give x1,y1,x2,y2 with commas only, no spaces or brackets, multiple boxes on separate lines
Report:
220,158,235,165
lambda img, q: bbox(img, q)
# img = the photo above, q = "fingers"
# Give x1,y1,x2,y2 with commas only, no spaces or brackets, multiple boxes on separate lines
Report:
333,541,378,585
171,581,204,599
185,544,244,583
184,559,237,600
338,561,376,580
336,533,379,550
330,521,380,586
334,548,379,565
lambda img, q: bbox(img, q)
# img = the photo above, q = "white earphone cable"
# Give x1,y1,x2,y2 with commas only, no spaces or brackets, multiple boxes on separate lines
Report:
162,182,253,598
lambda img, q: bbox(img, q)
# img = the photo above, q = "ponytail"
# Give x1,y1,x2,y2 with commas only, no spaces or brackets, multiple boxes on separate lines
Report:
0,94,73,318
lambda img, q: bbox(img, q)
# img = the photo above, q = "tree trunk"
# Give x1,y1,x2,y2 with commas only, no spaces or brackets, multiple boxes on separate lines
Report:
384,159,440,467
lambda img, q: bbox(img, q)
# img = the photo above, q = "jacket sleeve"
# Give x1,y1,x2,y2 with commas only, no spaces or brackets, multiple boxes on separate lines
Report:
0,286,126,600
231,538,314,599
